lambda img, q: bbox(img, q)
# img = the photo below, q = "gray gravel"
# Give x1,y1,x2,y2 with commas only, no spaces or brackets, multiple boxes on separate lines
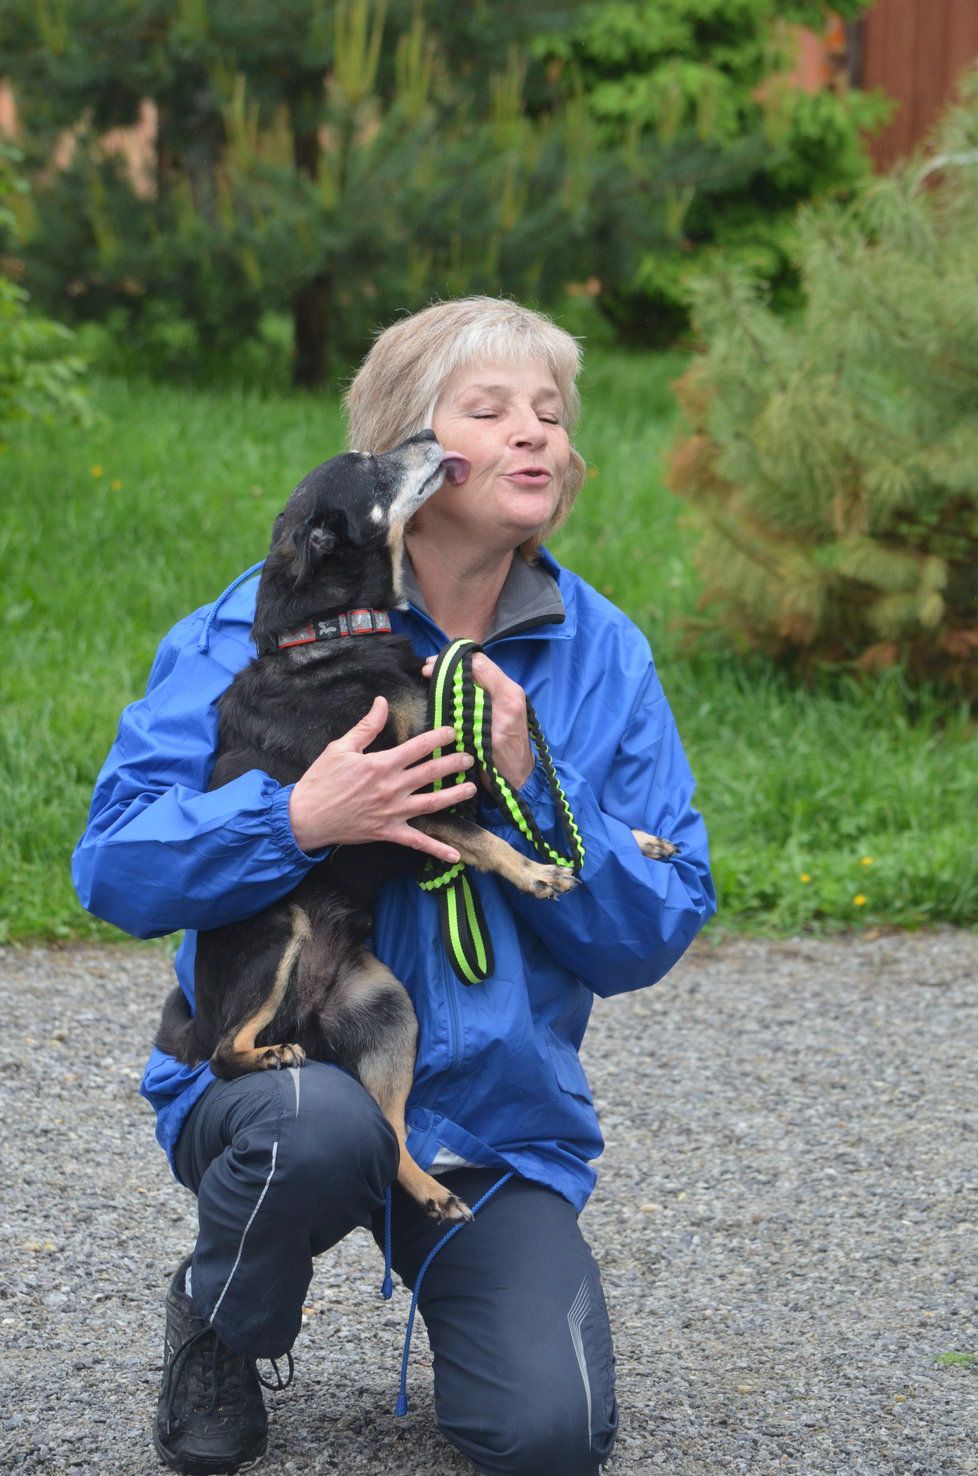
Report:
1,929,976,1475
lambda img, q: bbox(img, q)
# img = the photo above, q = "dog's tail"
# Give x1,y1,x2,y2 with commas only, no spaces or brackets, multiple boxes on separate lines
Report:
155,984,203,1065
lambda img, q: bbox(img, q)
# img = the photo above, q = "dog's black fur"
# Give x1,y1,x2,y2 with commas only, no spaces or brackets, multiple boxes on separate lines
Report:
155,431,579,1221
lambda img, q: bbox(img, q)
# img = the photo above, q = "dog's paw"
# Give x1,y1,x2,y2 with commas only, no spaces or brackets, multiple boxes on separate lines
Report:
258,1042,306,1070
632,829,679,861
529,864,580,900
425,1192,474,1224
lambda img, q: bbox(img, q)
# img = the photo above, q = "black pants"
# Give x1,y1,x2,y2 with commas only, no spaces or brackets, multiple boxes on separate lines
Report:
174,1062,619,1476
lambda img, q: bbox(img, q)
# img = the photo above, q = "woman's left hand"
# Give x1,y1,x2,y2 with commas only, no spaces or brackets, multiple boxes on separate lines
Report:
421,652,535,791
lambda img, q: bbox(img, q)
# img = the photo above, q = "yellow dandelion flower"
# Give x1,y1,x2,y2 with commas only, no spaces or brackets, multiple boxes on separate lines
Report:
90,464,103,477
110,478,123,491
853,895,867,906
799,873,811,883
586,465,600,480
860,856,873,866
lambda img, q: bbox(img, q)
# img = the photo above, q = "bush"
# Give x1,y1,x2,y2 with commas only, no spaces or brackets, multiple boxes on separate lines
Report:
536,0,888,343
3,0,606,386
667,72,978,699
0,141,90,446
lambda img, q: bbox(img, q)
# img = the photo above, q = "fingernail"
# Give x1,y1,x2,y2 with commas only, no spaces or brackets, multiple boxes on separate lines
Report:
446,850,460,863
460,755,474,768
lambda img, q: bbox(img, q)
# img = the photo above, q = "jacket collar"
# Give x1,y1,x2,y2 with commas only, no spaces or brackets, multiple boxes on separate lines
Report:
401,548,572,645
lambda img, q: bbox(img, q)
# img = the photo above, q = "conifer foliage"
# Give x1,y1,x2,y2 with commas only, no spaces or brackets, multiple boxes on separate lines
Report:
668,75,978,699
0,141,90,448
536,0,886,344
0,0,599,385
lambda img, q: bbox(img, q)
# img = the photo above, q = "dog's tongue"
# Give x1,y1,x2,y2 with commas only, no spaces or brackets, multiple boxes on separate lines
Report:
440,454,471,486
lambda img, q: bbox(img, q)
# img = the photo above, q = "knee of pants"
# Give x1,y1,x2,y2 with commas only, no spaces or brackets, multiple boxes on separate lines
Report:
449,1403,617,1476
271,1063,399,1208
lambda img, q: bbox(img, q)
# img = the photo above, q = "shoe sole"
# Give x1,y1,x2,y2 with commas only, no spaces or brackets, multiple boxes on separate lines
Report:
152,1424,267,1476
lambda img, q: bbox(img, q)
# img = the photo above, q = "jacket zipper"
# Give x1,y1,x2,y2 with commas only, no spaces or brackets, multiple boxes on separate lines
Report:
403,602,558,1085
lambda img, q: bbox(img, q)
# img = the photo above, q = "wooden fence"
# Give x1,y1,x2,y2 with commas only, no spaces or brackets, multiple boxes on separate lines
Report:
857,0,978,167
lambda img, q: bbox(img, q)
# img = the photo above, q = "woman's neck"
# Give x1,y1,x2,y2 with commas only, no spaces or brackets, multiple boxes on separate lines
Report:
405,533,515,644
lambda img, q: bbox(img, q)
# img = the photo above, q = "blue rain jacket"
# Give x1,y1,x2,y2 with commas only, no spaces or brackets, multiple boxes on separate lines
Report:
73,549,715,1212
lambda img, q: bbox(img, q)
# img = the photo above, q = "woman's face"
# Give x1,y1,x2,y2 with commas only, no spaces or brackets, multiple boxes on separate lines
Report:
418,358,571,553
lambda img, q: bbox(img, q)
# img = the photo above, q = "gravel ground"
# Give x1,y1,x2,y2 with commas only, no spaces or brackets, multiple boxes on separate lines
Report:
1,929,976,1475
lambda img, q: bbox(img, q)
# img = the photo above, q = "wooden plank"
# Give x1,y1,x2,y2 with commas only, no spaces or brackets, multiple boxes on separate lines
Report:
945,0,978,105
863,0,911,166
912,0,948,150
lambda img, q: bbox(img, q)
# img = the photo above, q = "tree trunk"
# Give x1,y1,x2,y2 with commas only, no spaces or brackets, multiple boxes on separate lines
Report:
291,122,329,388
292,273,330,388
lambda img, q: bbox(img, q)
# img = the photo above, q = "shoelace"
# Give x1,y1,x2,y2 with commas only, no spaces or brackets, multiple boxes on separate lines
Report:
161,1325,294,1437
257,1352,294,1392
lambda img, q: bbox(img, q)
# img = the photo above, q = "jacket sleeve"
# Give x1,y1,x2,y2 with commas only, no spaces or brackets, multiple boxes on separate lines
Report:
480,662,716,997
71,611,327,940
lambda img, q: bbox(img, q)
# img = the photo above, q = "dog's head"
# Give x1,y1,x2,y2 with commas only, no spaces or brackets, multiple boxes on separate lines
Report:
252,431,466,649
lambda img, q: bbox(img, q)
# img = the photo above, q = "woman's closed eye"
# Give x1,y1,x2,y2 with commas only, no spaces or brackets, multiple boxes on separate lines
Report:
470,410,561,424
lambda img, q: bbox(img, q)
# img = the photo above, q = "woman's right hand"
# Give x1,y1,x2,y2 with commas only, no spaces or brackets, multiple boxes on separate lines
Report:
288,695,476,863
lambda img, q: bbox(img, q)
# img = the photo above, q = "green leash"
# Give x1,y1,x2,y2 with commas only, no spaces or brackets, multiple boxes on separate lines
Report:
419,639,585,985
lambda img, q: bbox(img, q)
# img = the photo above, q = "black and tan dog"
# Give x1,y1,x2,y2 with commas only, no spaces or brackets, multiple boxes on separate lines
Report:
156,431,588,1224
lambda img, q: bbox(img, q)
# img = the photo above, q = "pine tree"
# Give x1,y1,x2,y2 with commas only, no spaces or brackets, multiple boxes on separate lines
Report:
535,0,888,344
0,141,90,448
667,72,978,699
0,0,598,385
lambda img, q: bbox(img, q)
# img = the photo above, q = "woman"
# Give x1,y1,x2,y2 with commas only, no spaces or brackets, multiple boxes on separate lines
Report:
73,296,716,1476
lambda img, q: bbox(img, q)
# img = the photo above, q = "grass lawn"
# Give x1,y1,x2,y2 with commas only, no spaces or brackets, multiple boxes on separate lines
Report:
2,349,976,942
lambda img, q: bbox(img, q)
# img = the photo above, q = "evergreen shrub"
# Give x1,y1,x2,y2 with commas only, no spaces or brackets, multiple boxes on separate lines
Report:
1,0,605,386
536,0,887,344
0,141,90,447
667,75,978,699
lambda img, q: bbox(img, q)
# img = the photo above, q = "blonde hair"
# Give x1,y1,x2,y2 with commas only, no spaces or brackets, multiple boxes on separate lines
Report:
344,296,586,558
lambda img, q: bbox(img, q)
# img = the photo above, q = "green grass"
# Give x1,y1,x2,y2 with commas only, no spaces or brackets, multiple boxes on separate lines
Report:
2,349,976,942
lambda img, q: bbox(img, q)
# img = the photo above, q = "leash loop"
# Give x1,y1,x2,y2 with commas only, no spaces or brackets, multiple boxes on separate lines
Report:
419,639,584,984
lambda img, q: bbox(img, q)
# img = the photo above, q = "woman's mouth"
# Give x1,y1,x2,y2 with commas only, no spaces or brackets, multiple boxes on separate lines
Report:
505,469,552,487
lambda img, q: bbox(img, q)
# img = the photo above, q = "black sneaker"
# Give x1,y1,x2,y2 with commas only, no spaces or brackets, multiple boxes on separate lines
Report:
154,1256,292,1475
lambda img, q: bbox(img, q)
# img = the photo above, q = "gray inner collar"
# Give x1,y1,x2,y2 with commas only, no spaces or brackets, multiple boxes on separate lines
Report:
402,552,564,642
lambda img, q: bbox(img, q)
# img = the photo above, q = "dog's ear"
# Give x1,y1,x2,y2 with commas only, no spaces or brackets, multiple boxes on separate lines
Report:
292,518,337,582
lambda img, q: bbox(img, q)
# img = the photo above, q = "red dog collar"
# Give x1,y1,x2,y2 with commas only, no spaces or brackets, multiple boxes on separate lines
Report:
274,608,393,650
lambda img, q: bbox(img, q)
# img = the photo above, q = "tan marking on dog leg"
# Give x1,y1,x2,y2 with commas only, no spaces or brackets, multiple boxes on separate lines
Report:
632,828,678,860
211,905,311,1077
387,688,426,746
417,818,580,900
341,953,472,1223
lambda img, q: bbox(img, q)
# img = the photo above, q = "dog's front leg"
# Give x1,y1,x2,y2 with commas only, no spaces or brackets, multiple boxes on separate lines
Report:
415,817,580,899
631,829,678,860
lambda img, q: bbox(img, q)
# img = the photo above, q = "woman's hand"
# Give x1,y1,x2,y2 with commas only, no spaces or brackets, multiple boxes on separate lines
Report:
421,653,534,791
288,696,476,863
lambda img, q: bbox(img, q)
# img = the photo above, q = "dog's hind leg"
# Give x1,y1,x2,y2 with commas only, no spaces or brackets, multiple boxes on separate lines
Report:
209,905,310,1078
327,952,473,1224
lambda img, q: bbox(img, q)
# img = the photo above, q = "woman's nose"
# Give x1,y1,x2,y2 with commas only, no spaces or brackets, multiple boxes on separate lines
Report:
509,406,546,444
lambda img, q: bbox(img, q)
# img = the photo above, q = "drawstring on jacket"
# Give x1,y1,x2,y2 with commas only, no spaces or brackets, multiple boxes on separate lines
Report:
383,1171,514,1417
382,1185,394,1300
198,561,265,653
